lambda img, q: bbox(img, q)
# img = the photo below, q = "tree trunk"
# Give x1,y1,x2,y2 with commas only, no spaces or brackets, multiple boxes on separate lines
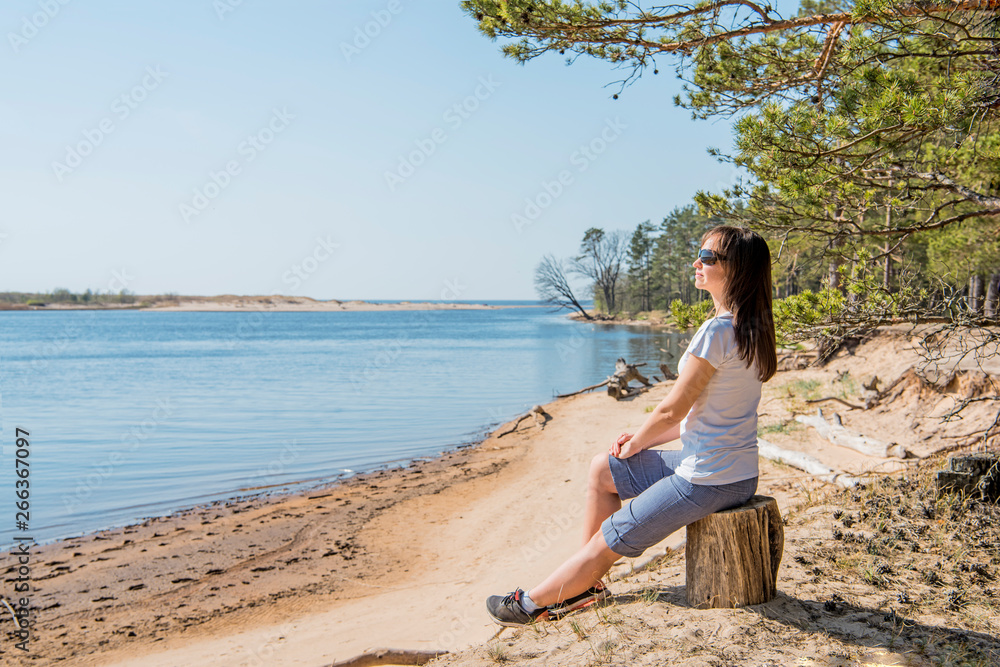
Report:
828,210,845,292
985,270,1000,319
847,250,859,306
643,264,651,312
883,185,892,290
686,495,784,609
969,273,984,314
785,251,799,298
827,255,841,291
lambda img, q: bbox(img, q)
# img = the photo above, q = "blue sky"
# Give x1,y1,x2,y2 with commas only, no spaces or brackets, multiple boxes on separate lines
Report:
0,1,742,300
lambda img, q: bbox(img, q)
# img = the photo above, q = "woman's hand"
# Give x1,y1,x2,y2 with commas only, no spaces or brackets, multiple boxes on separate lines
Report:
609,432,635,459
611,355,715,456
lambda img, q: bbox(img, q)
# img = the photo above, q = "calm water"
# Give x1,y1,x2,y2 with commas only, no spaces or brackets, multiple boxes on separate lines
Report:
0,306,688,545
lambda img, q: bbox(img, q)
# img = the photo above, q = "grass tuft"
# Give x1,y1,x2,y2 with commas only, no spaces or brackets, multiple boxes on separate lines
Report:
486,643,509,663
640,586,661,605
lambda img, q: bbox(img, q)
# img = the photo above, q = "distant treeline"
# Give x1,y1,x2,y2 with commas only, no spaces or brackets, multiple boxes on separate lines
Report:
0,288,143,306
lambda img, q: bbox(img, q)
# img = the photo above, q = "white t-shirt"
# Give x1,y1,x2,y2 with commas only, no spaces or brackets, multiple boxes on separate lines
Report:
674,312,761,484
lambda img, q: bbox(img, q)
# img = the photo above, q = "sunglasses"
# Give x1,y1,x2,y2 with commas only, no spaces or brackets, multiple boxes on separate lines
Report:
696,249,726,266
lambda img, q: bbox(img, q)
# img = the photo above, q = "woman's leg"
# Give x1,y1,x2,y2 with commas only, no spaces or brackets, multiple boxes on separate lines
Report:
525,474,756,608
581,453,621,547
529,453,689,607
527,530,620,607
603,474,759,560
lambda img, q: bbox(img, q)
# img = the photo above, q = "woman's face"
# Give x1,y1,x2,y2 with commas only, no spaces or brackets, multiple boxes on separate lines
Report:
693,235,727,298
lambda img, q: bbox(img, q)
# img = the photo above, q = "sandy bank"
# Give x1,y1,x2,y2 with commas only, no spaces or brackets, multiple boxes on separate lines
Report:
145,296,505,312
10,295,522,313
7,328,997,666
568,309,674,328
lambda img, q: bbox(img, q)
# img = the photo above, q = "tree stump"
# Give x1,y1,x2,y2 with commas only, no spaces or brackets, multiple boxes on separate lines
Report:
937,455,1000,502
685,495,783,609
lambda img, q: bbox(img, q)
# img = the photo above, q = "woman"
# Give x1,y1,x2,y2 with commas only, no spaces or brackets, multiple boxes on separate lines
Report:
487,225,777,626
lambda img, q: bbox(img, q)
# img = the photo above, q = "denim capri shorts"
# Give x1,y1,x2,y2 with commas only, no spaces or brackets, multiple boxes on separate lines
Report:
601,449,758,558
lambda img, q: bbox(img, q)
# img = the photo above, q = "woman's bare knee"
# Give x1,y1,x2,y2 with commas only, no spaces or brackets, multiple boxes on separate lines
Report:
589,453,617,495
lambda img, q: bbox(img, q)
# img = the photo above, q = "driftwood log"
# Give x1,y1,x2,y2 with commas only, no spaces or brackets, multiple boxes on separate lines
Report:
556,358,652,400
685,495,783,609
758,438,860,488
607,358,652,400
795,408,911,458
556,379,608,398
497,405,550,437
804,396,865,410
777,351,817,371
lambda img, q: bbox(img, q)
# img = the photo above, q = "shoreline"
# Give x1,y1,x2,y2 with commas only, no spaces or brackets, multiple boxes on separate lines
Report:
12,436,491,552
568,309,678,328
10,328,998,666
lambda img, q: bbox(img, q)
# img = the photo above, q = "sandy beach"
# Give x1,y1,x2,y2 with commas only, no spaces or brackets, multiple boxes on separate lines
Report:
5,328,998,666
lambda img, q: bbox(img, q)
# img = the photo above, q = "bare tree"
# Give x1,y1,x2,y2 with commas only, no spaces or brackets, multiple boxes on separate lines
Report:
571,228,628,314
534,254,591,320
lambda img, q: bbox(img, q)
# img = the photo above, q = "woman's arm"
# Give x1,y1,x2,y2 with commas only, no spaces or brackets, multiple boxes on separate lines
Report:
614,355,717,459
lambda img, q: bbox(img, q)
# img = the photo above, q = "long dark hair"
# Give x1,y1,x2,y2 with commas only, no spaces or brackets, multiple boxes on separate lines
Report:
702,225,777,382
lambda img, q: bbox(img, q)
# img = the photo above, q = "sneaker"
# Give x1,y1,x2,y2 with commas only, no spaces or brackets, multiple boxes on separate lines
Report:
486,588,548,626
547,583,610,618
